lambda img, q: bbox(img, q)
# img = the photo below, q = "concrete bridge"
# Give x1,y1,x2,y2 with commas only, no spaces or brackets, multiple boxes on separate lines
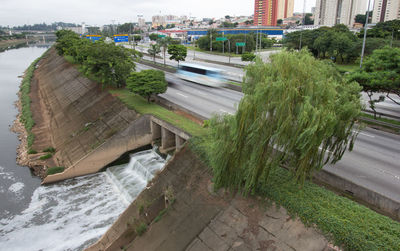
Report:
42,115,190,184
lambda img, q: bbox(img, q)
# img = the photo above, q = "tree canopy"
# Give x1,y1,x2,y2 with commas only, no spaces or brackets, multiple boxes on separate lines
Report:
167,44,187,66
148,44,161,62
126,69,167,102
55,30,139,88
209,50,362,194
349,46,400,108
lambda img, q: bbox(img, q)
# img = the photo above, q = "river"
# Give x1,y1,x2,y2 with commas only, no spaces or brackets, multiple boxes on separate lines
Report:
0,46,166,250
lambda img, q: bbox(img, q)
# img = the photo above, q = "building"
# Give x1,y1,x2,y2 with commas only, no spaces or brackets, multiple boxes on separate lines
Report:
314,0,368,27
152,15,166,28
372,0,400,23
254,0,294,26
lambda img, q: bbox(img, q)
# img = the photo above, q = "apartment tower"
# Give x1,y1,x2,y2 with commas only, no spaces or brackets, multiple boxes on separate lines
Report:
314,0,368,27
372,0,400,23
254,0,294,26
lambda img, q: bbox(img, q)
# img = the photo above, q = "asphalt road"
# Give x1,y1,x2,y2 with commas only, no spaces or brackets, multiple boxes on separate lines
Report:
137,62,400,203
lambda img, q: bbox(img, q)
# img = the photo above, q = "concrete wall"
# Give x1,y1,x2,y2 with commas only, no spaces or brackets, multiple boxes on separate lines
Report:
43,115,191,184
315,169,400,220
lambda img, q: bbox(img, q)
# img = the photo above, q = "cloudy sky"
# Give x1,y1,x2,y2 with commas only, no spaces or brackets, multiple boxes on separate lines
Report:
1,0,316,27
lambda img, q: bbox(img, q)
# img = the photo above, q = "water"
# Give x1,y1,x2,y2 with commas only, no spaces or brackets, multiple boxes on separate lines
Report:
0,46,47,219
0,46,166,250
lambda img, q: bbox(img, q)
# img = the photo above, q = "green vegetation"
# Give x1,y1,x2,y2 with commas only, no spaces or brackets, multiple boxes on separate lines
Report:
167,44,187,66
335,63,359,73
135,223,147,236
126,70,167,103
241,52,256,62
20,50,49,148
209,50,362,193
284,23,400,64
147,44,161,62
55,30,140,88
361,113,400,127
46,166,65,175
43,147,56,153
349,46,400,118
110,89,207,136
39,153,53,160
154,208,168,223
27,149,37,154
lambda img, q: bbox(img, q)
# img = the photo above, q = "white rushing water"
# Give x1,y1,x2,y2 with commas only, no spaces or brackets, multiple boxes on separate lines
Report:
0,148,165,251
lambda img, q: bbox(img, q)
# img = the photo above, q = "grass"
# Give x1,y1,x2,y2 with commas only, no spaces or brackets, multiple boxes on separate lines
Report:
228,81,241,86
20,49,49,148
27,149,37,154
335,63,359,73
39,153,52,160
135,223,147,236
47,166,65,175
360,112,400,127
188,136,400,251
109,89,208,137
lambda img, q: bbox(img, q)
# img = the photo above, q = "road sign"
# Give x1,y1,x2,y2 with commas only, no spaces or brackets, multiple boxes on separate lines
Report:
113,34,129,43
85,35,101,42
216,37,227,41
236,42,246,46
158,34,166,38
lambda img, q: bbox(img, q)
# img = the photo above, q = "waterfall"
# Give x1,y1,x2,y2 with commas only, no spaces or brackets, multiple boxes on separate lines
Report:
0,148,166,251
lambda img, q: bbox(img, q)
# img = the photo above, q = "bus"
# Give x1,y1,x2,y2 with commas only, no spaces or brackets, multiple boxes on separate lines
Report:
175,63,227,87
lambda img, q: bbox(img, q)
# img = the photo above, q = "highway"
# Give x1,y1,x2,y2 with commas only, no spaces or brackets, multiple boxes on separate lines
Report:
136,62,400,204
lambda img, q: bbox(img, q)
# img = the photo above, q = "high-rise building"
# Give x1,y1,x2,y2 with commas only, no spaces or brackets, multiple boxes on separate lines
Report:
314,0,368,27
372,0,400,23
254,0,294,26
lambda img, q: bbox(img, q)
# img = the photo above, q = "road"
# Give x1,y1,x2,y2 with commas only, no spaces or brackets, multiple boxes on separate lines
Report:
137,62,400,204
134,43,400,118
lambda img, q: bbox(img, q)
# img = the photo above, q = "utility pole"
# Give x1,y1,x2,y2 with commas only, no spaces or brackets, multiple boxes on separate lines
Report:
210,32,212,52
299,0,307,49
360,0,371,68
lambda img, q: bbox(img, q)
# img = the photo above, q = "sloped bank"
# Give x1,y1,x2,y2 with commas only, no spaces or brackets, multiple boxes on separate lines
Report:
21,47,144,179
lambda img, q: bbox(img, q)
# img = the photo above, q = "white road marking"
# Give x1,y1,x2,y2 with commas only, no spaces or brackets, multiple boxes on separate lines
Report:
176,92,188,98
354,131,375,138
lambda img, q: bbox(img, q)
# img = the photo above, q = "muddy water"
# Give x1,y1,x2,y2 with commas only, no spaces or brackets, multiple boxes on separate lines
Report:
0,46,47,219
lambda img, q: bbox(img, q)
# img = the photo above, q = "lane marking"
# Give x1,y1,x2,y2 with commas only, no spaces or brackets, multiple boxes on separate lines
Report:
176,92,188,98
354,131,375,138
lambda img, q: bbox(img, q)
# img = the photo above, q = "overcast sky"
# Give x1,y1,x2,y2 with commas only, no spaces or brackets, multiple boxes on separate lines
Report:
1,0,316,27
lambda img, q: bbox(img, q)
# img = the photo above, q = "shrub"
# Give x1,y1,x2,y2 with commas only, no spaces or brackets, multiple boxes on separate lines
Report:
39,153,52,160
46,166,65,175
241,52,256,61
43,147,55,153
27,149,37,154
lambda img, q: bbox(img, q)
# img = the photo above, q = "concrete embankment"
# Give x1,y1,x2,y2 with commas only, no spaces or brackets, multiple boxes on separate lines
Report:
88,146,337,251
29,48,142,181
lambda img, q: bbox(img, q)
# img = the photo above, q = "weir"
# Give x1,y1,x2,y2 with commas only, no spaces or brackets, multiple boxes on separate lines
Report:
43,115,190,184
0,148,166,251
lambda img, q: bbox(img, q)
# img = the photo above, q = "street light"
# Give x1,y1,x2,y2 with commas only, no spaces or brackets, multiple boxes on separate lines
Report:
360,0,371,68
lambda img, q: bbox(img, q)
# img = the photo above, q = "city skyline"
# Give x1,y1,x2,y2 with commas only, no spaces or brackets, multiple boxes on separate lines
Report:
1,0,316,27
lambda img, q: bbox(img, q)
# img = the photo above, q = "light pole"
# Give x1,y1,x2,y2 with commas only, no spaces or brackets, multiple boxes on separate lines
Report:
360,0,371,68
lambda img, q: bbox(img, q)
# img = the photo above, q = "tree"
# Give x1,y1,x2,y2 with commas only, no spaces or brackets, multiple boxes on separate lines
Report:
209,49,362,194
149,33,158,41
168,44,187,66
277,19,283,25
126,70,167,102
133,35,141,43
349,46,400,112
304,13,314,25
148,44,161,62
158,36,173,66
261,37,274,48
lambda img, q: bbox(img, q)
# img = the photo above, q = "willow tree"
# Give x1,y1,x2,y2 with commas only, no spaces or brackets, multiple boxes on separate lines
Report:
210,49,362,194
